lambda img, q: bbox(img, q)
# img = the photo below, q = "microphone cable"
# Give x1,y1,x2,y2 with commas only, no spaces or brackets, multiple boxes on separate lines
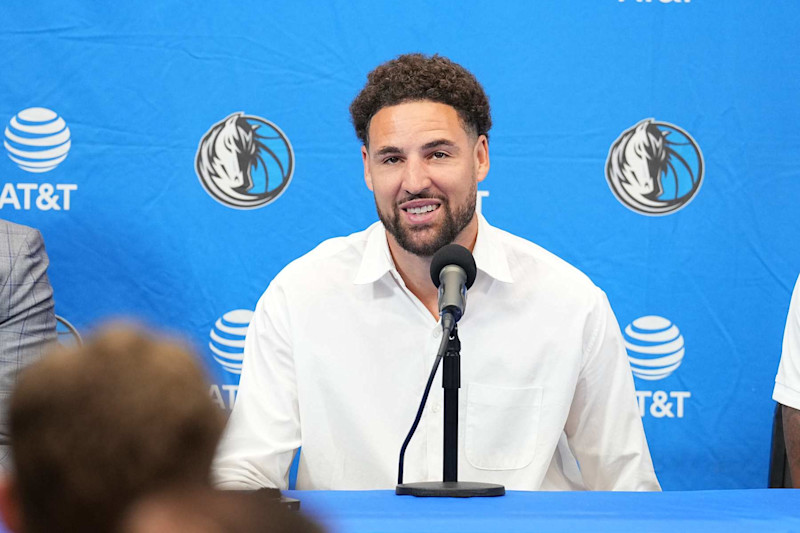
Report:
397,314,455,484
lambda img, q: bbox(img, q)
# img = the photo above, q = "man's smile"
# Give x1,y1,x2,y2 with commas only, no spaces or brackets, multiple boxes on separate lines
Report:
398,198,442,224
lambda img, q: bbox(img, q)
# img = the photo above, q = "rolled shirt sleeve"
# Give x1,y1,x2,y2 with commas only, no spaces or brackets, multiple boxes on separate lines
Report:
212,279,300,489
564,289,661,491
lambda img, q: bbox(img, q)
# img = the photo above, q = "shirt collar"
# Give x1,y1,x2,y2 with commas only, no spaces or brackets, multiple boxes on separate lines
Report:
353,221,395,285
472,214,515,284
352,214,515,285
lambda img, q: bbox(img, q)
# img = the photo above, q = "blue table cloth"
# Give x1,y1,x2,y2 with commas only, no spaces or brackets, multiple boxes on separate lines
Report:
288,489,800,533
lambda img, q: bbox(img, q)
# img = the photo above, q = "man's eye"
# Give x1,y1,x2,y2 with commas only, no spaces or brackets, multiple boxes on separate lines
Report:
431,152,448,159
383,156,400,164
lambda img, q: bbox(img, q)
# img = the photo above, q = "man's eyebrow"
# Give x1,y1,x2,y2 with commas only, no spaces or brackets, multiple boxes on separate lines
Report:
372,139,459,157
373,145,403,157
421,139,458,151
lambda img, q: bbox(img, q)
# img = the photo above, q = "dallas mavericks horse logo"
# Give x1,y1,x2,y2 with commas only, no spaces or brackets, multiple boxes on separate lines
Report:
196,112,294,209
606,119,703,216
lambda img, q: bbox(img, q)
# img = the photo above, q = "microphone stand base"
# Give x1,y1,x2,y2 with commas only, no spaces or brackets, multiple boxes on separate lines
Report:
396,481,505,498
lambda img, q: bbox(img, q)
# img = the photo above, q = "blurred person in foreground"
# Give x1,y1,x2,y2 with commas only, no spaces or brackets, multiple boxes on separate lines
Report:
120,486,323,533
0,326,226,533
774,274,800,487
0,219,57,471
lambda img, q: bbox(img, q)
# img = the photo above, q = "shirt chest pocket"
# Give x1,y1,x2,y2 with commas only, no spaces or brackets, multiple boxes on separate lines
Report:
465,383,542,471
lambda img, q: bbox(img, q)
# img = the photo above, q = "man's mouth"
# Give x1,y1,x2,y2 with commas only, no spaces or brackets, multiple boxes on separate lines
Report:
405,204,439,214
399,198,442,215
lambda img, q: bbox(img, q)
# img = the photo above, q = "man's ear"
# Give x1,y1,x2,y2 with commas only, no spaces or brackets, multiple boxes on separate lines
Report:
362,145,374,191
0,476,22,533
474,134,490,183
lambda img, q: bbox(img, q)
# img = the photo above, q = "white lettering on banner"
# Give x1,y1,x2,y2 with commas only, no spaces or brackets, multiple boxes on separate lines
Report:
210,385,223,408
477,190,489,215
0,182,77,210
636,390,691,418
209,384,239,410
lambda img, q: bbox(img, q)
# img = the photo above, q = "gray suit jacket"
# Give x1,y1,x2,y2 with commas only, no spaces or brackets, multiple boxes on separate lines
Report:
0,220,56,471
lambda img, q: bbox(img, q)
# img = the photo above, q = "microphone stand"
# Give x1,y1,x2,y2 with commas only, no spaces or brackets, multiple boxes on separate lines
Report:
396,323,505,497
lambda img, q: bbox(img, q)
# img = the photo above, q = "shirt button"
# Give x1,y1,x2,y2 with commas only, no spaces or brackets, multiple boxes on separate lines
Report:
433,328,441,338
433,403,442,413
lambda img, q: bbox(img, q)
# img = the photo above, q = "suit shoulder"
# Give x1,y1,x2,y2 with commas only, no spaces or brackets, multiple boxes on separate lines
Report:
0,220,45,258
0,219,41,240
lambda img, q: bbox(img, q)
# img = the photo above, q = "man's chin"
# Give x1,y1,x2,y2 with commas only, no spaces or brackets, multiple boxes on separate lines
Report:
381,210,460,257
395,230,449,257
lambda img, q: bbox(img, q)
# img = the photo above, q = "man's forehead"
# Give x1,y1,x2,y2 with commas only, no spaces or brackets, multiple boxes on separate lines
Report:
365,100,474,148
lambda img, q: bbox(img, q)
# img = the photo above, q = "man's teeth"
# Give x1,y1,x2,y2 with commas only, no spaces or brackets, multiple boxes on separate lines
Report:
406,205,437,214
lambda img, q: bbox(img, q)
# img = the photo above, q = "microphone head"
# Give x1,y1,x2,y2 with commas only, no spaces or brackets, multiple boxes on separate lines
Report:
429,244,477,289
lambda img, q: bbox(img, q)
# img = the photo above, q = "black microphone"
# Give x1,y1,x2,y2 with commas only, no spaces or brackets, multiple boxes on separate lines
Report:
430,244,477,333
397,243,503,497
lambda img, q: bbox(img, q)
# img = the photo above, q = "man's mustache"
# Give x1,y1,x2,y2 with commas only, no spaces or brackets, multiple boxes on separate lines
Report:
396,193,447,206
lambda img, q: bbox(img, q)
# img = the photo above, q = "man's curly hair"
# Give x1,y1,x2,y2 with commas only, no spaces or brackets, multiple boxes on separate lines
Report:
350,53,492,146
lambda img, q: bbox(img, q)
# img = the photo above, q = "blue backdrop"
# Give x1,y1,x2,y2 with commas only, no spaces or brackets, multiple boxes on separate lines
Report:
2,0,798,490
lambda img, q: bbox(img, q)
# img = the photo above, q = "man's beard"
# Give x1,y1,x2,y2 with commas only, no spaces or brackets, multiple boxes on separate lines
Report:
376,187,477,257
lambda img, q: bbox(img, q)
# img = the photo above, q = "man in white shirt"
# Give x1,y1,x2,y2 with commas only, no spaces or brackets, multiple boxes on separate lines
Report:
773,274,800,487
213,53,660,492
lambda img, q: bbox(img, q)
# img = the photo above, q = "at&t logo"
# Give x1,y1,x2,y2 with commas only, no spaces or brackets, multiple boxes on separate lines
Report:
4,107,70,172
1,107,78,211
208,308,253,410
623,315,692,419
209,308,252,375
196,112,294,209
606,119,703,215
624,315,685,380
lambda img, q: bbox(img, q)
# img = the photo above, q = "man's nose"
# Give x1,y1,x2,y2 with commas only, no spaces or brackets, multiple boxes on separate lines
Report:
401,156,432,194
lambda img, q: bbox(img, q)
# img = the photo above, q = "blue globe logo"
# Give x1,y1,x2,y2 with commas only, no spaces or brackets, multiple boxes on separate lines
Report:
3,107,71,173
623,315,685,381
209,309,254,374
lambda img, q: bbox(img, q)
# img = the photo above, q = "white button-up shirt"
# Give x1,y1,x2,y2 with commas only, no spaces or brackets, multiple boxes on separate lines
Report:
213,216,660,491
774,274,800,409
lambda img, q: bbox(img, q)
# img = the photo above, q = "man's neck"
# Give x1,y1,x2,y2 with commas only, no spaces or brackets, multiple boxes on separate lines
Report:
386,217,479,321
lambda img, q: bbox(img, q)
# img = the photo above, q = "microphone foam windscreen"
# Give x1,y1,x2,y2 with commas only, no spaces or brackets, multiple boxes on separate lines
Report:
429,244,477,289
